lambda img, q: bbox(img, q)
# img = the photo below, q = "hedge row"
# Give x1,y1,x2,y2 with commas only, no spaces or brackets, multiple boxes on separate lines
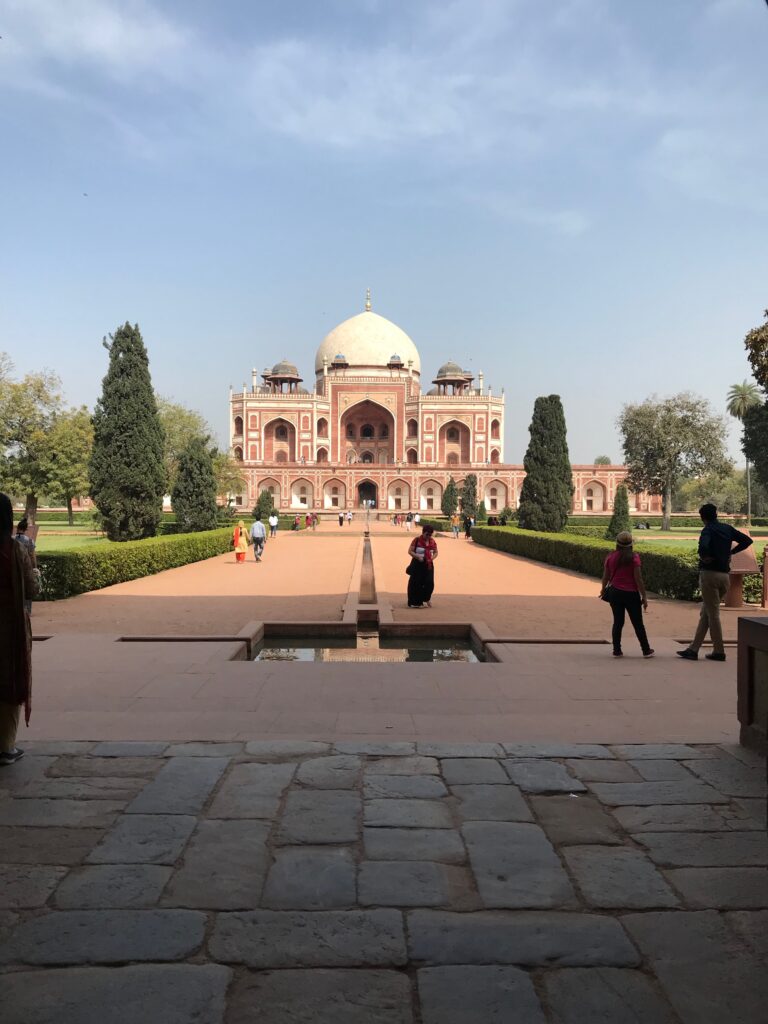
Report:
38,527,236,600
470,526,701,600
563,525,607,538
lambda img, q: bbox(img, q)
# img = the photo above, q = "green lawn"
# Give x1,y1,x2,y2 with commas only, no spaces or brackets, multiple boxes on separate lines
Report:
34,534,110,552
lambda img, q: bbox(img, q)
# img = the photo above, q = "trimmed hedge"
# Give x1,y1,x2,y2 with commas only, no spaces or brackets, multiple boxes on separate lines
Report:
38,527,236,600
471,526,700,600
563,525,606,538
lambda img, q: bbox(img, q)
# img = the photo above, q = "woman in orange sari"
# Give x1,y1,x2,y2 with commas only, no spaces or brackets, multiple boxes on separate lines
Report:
233,520,249,563
1,493,40,766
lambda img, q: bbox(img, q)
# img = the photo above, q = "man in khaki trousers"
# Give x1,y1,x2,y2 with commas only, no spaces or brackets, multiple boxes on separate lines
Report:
677,503,753,662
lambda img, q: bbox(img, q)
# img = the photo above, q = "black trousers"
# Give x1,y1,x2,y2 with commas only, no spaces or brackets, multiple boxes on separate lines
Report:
609,589,650,654
407,561,435,607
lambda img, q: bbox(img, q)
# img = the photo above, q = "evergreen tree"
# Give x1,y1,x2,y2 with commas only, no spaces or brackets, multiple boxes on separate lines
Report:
253,488,275,520
477,500,487,522
171,436,218,533
459,474,478,518
605,483,632,539
90,323,166,540
518,395,573,532
441,476,459,517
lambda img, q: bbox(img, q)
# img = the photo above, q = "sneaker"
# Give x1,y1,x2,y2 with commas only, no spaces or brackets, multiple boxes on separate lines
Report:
643,649,655,658
676,649,698,661
0,748,24,767
612,650,623,657
705,652,726,662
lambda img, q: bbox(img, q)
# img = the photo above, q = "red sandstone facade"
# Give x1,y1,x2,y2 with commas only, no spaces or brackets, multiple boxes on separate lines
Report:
229,298,661,516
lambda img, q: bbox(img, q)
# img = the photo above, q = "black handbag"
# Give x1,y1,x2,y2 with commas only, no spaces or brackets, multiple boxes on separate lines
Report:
600,584,614,602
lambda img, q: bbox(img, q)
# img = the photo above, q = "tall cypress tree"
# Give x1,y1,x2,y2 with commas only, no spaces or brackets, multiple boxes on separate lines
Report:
441,477,459,517
90,323,166,540
605,483,632,539
459,473,478,518
518,395,574,532
172,437,218,533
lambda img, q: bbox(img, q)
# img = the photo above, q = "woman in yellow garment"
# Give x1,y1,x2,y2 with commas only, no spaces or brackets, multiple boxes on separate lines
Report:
233,520,249,563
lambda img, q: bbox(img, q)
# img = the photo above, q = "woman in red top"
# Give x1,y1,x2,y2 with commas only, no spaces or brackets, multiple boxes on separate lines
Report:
600,531,654,658
407,525,438,608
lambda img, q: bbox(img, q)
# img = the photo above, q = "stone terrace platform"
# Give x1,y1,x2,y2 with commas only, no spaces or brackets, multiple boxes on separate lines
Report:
1,740,766,1023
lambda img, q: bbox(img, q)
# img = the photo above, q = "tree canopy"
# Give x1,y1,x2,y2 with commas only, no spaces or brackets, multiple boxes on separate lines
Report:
744,310,768,392
593,455,612,465
39,407,94,524
517,395,573,532
90,323,166,541
459,474,478,518
171,436,218,532
605,483,632,539
156,395,212,493
618,393,730,530
0,354,64,521
441,477,459,517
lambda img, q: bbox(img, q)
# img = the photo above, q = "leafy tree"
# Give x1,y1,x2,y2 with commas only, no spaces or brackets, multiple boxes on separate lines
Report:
727,380,761,523
459,474,478,518
477,500,487,522
744,309,768,391
90,323,166,541
212,449,247,502
0,354,63,522
605,483,632,539
500,505,514,521
156,395,212,493
673,469,747,515
441,477,459,517
39,407,93,525
171,436,218,532
518,395,573,532
618,393,731,531
253,488,275,520
594,455,611,465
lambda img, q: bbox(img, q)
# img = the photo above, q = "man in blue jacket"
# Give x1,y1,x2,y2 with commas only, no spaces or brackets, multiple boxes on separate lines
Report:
250,516,267,562
677,504,752,662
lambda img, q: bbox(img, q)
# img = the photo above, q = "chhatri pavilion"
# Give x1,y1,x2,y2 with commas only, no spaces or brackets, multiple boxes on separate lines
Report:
228,293,660,515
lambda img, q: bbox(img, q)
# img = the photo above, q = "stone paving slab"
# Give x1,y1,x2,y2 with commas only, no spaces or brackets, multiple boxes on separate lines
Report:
1,964,232,1024
418,965,546,1024
0,741,763,1023
226,969,414,1024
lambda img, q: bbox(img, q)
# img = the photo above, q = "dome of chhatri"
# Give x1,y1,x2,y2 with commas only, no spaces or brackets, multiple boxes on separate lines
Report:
315,294,421,375
435,360,466,379
271,359,300,377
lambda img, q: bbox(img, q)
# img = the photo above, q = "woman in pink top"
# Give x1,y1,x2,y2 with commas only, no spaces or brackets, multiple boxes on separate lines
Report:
600,531,654,658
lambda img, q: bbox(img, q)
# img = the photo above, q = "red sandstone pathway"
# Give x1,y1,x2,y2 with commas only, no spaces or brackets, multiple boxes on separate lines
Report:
35,529,362,635
372,530,767,641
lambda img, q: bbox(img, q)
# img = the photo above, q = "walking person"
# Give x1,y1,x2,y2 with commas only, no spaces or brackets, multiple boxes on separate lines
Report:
268,511,278,538
677,504,753,662
406,512,413,531
338,511,344,527
406,524,438,608
232,520,249,563
1,493,40,766
600,531,654,658
15,518,36,615
463,515,472,540
346,510,353,526
250,516,266,562
450,511,460,539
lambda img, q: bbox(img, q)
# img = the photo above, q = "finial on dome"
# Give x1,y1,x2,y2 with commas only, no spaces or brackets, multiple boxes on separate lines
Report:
365,287,372,312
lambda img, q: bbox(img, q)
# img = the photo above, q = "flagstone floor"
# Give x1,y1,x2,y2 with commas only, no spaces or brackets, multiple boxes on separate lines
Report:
1,740,766,1024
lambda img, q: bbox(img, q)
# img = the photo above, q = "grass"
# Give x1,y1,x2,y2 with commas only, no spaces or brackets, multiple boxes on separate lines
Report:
34,534,110,552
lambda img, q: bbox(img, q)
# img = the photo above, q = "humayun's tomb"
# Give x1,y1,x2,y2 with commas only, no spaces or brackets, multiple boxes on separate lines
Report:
228,293,661,516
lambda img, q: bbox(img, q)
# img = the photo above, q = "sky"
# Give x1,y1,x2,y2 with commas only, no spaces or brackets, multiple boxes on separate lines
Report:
1,0,767,463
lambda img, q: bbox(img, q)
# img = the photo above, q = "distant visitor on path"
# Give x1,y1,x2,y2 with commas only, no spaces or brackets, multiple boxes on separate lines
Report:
451,512,460,539
250,516,266,562
600,531,654,658
338,511,344,527
268,512,278,538
407,524,438,608
0,493,40,766
15,518,36,615
233,520,249,563
463,515,472,539
677,504,752,663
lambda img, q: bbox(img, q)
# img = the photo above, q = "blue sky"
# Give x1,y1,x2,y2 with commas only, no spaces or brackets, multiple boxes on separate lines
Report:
1,0,767,462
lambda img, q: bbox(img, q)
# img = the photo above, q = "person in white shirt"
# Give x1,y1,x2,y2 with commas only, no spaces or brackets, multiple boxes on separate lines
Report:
268,513,278,539
414,512,421,526
250,517,267,561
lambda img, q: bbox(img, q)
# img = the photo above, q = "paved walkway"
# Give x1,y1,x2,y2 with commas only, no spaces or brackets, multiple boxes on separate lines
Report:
1,740,765,1023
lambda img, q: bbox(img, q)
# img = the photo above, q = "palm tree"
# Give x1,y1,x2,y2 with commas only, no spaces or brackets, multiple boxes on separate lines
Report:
727,381,761,523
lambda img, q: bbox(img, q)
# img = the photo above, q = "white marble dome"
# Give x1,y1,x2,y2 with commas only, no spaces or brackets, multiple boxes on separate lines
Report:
315,310,421,376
